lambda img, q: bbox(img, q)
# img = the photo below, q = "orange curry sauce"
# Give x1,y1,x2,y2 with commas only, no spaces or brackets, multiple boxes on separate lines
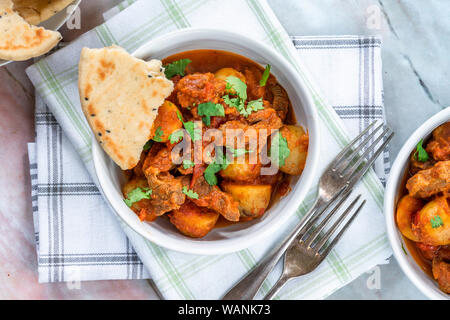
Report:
163,50,296,228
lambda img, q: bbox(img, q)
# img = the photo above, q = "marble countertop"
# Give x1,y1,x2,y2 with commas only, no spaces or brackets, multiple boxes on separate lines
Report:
1,0,448,299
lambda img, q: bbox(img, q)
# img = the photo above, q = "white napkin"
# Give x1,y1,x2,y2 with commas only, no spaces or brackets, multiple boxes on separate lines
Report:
26,0,391,299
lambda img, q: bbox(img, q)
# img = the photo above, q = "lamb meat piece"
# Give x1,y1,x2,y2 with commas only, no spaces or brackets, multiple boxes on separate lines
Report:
175,73,226,109
143,144,175,176
406,160,450,198
190,175,240,222
427,122,450,161
145,172,188,216
432,246,450,293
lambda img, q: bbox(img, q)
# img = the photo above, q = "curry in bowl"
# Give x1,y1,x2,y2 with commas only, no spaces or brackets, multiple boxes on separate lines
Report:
396,122,450,294
121,50,309,238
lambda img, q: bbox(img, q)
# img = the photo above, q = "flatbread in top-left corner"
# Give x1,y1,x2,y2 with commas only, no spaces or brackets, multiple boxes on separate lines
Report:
0,0,62,61
12,0,75,25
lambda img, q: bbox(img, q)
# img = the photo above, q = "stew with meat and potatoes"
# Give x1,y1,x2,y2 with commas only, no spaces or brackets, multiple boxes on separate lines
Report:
121,49,309,238
396,122,450,294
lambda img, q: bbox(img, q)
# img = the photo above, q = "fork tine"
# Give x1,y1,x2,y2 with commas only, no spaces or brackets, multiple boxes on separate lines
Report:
347,131,394,186
340,126,391,176
319,200,366,258
297,187,348,239
313,195,362,252
330,121,378,168
302,190,352,247
334,123,384,172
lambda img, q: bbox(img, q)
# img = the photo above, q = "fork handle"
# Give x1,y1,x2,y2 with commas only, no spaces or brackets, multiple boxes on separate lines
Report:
263,275,291,300
221,197,325,300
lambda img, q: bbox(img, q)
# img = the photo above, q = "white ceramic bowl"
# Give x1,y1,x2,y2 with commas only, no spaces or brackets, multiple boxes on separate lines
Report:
385,107,450,300
92,28,320,255
0,0,81,67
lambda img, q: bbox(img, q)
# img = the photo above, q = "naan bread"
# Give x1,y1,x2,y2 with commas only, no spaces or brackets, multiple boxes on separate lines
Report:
0,0,62,61
12,0,74,25
79,46,174,170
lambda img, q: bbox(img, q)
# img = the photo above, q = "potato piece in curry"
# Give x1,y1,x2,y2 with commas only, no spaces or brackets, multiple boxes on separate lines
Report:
396,122,450,294
122,50,309,240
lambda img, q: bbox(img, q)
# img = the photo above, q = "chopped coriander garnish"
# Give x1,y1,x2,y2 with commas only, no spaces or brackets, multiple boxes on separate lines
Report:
153,126,164,142
226,76,247,101
164,59,192,79
415,139,429,162
124,187,152,207
175,111,201,141
197,102,225,126
223,96,264,118
183,121,201,141
176,110,183,121
204,149,229,186
430,215,444,229
183,159,195,169
223,94,243,110
169,129,184,144
260,64,271,86
143,140,153,151
204,162,223,186
228,147,253,158
270,131,291,167
182,186,199,199
245,98,264,116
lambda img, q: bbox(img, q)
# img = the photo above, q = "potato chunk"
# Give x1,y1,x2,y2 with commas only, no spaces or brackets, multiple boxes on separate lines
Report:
279,125,309,175
220,157,261,182
222,183,272,218
150,100,183,143
412,196,450,246
214,67,246,83
122,177,157,222
396,195,423,241
169,201,219,238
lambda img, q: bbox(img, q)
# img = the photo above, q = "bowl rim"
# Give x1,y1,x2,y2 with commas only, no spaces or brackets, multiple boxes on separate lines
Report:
384,106,450,300
92,27,320,255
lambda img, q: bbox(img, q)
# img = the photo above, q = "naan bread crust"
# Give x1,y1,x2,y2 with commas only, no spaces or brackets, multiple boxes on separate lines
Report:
79,46,174,170
0,0,62,61
12,0,74,25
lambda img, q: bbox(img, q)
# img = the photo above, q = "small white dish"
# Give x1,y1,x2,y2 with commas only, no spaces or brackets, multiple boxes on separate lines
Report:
0,0,81,67
385,106,450,300
92,28,320,255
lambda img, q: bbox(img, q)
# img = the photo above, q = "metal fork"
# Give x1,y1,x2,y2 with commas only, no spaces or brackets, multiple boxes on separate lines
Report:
263,192,366,299
222,122,394,300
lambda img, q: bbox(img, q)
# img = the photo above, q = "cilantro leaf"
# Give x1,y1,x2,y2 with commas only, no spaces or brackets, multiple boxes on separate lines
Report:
226,76,247,101
270,131,291,167
416,139,429,162
153,126,164,142
124,187,152,207
164,59,192,79
183,159,195,169
183,121,201,141
244,98,264,116
204,148,229,186
182,186,199,200
204,162,223,186
228,147,253,158
260,64,271,86
223,95,243,110
169,129,184,144
143,140,153,151
197,102,225,126
431,215,444,229
176,110,183,121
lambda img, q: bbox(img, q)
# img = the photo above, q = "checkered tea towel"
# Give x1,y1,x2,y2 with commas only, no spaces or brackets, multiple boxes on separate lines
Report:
26,0,391,299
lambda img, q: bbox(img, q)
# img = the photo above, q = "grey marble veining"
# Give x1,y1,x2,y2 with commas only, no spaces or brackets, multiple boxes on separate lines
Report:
269,0,450,300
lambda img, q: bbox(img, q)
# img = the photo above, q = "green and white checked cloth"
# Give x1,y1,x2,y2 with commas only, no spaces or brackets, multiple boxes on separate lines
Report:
26,0,392,299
